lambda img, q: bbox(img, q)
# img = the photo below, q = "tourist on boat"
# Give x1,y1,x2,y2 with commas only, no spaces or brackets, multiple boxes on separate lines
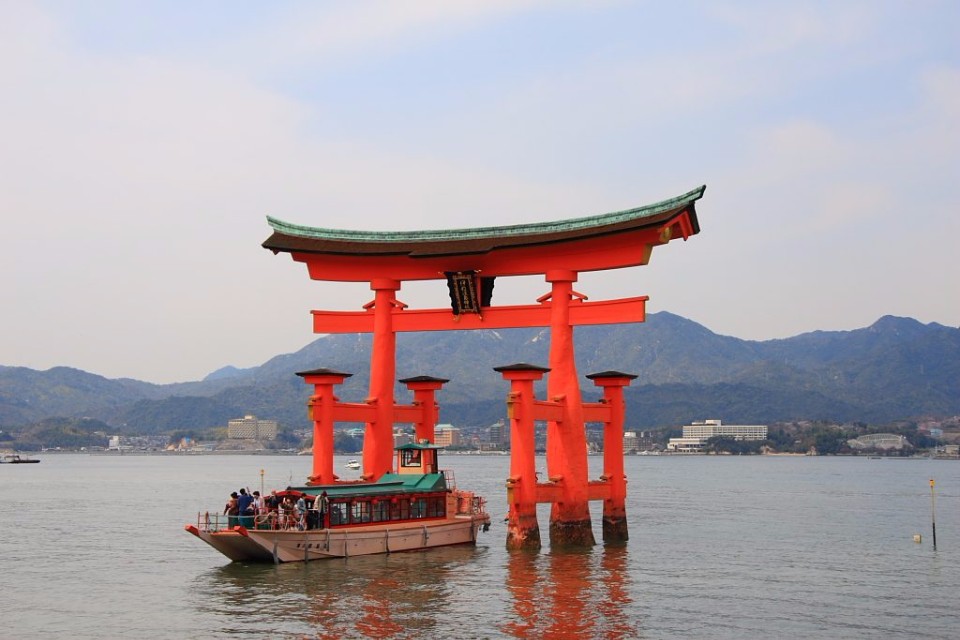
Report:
295,494,307,530
251,491,264,525
279,496,294,529
311,492,328,529
318,491,328,516
264,491,280,529
224,492,239,527
237,488,254,527
237,488,253,513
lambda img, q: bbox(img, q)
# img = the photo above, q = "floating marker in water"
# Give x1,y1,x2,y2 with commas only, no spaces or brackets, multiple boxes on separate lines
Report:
913,534,922,543
929,478,937,550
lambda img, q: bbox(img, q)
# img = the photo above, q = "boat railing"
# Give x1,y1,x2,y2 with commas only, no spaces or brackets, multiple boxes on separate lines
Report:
451,490,488,517
442,468,457,490
193,509,324,533
474,495,487,516
193,511,232,533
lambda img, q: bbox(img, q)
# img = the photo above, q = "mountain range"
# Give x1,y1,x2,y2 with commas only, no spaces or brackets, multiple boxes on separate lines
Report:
1,312,958,433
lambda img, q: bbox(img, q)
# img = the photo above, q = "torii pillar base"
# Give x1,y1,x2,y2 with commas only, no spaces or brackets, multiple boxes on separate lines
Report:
507,515,542,551
549,519,596,548
602,517,629,543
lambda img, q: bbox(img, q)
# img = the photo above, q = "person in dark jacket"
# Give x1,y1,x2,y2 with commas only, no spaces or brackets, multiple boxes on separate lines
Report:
237,488,254,527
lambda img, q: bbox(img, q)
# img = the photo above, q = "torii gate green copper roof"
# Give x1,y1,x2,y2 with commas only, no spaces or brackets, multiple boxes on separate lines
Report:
263,185,705,258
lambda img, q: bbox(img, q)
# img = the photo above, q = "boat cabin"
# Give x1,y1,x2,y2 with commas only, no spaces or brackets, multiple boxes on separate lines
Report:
394,442,440,475
250,443,452,531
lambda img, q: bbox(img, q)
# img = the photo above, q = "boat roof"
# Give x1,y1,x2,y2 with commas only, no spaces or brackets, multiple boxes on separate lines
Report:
395,442,444,451
291,472,447,499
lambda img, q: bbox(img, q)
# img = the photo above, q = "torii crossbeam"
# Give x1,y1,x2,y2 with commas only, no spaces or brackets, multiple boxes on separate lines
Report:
263,185,706,549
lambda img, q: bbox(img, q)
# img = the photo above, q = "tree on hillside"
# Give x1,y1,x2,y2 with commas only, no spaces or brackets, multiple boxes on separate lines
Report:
704,436,763,455
333,432,363,453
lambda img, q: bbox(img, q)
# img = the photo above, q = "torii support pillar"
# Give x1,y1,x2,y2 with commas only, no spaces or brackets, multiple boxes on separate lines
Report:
399,375,448,444
496,364,547,550
296,368,353,485
545,270,595,548
587,370,638,542
296,368,449,485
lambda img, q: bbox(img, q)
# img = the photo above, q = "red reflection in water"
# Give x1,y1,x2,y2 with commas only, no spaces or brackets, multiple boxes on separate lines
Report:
502,546,638,639
503,551,540,637
306,589,340,640
305,574,407,639
597,546,638,639
354,577,405,638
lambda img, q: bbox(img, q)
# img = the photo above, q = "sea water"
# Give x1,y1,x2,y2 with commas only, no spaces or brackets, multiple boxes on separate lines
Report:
1,453,957,639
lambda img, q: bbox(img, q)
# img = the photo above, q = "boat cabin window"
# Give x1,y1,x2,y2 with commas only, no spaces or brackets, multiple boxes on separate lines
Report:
410,496,445,518
391,498,410,520
326,495,446,527
400,449,422,467
371,500,390,523
329,501,349,526
351,501,372,523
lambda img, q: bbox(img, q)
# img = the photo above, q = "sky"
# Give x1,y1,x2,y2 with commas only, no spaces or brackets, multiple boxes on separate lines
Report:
1,1,958,384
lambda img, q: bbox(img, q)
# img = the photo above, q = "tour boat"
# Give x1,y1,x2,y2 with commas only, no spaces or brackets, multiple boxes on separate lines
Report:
344,459,361,470
185,442,490,563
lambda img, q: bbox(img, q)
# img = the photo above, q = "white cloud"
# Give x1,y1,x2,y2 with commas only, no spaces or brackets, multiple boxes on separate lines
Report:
224,0,551,73
0,2,956,382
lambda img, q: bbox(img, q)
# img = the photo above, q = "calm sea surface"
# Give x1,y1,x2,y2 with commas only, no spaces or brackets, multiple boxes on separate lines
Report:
2,453,958,639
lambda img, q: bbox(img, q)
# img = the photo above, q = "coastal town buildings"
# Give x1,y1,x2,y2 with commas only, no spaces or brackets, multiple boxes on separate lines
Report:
624,431,660,453
487,419,508,448
393,429,415,447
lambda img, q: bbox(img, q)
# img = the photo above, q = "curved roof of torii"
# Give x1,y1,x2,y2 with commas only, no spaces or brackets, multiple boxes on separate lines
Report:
263,185,705,259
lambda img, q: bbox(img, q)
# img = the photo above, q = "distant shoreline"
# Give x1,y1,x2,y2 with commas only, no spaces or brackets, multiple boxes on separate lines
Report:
18,449,952,460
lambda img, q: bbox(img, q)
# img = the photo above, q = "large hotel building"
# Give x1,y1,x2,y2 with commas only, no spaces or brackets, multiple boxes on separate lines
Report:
227,415,278,440
666,419,767,453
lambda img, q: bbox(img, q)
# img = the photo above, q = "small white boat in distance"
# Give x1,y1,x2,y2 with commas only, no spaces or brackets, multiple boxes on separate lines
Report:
345,459,360,470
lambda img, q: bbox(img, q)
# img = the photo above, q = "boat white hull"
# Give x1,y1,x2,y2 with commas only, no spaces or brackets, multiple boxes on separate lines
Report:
186,526,275,562
187,515,488,563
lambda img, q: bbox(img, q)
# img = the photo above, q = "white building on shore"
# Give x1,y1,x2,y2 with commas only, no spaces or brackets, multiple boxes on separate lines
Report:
666,419,767,453
847,433,909,450
434,424,462,447
227,415,278,440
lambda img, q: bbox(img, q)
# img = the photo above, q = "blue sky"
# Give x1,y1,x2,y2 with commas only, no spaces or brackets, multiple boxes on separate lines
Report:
1,1,957,383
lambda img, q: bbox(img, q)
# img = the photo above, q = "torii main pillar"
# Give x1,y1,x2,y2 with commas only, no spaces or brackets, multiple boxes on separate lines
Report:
366,278,400,478
544,270,594,546
263,185,706,548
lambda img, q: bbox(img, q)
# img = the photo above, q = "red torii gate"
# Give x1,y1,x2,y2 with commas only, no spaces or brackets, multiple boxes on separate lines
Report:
263,185,705,549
